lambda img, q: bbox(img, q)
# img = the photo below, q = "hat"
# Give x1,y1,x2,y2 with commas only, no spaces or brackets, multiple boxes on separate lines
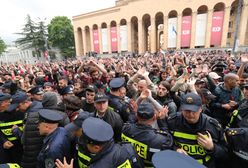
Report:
65,112,91,133
208,72,221,79
94,92,108,103
109,78,125,89
0,93,11,102
200,88,216,100
86,85,97,93
8,92,28,111
152,150,206,168
195,79,205,85
38,109,63,123
180,93,202,112
60,86,74,95
28,86,44,95
43,82,53,87
137,103,155,119
42,92,58,108
1,82,12,89
81,117,114,144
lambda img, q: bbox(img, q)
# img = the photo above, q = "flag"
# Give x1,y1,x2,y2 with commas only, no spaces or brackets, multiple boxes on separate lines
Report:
172,26,177,35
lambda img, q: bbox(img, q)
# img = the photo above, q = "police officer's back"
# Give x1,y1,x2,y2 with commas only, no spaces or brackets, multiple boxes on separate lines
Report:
166,93,228,168
122,102,173,167
37,109,71,168
77,117,143,168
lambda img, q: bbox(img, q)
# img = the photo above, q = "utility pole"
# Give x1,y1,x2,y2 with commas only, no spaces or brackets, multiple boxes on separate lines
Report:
232,0,243,56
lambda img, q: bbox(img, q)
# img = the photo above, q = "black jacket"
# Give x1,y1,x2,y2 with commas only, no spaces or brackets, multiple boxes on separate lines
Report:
93,108,123,142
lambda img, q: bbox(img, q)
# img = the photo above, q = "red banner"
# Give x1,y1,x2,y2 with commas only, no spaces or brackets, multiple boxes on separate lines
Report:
181,16,192,47
210,11,224,46
93,30,100,53
111,27,118,52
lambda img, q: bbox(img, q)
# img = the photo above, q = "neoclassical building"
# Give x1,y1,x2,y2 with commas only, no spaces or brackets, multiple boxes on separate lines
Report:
72,0,248,55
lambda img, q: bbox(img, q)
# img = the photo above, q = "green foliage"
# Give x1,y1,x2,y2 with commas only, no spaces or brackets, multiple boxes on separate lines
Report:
0,37,6,55
48,16,75,58
15,15,48,58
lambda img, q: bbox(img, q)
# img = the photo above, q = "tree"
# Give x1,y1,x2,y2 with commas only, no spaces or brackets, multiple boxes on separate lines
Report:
0,37,6,55
15,15,48,58
48,16,75,58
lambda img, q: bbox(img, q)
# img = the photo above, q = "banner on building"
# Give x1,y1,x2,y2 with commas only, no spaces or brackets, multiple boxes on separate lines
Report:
210,11,224,46
168,18,177,48
181,16,192,47
195,13,207,46
120,25,128,51
101,28,108,53
110,27,118,52
93,30,100,53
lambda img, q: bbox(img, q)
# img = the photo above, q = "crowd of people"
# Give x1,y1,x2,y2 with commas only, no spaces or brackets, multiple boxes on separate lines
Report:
0,50,248,168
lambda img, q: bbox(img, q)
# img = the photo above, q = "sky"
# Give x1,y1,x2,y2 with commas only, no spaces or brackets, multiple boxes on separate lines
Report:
0,0,116,45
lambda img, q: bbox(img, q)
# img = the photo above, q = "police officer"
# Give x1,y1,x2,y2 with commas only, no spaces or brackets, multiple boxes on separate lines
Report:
122,102,174,167
108,78,135,122
0,93,24,164
166,93,228,168
224,128,248,168
37,109,71,168
152,150,206,168
0,163,21,168
77,117,143,168
27,86,44,102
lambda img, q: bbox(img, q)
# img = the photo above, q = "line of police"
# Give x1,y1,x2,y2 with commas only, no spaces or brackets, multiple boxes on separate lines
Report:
0,77,248,168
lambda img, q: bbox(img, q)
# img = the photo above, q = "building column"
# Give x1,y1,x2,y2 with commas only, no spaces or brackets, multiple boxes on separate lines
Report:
239,1,248,46
163,15,168,50
98,26,103,54
117,24,121,53
107,25,112,54
150,18,157,53
138,20,145,54
89,28,94,52
82,29,87,55
177,15,182,49
127,21,132,52
190,12,197,48
74,30,81,56
205,10,213,48
221,7,231,47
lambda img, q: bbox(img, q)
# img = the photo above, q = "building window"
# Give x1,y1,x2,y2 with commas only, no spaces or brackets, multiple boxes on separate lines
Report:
229,21,233,28
228,32,232,38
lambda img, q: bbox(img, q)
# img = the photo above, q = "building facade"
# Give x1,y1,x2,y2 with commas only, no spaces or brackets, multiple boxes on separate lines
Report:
72,0,248,55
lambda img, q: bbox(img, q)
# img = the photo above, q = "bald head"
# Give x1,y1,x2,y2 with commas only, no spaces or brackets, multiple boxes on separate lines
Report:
224,73,239,89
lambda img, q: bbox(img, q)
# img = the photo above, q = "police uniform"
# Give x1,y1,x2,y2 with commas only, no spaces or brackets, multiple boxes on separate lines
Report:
0,93,24,164
77,117,143,168
152,150,206,168
37,109,71,168
166,93,227,168
108,78,135,122
224,128,248,168
122,103,174,167
0,163,21,168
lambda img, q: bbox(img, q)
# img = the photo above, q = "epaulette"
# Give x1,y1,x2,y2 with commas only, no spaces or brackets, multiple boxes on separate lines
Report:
226,128,245,137
156,129,169,136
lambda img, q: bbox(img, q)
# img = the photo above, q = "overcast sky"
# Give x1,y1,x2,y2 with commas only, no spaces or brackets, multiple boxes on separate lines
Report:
0,0,116,45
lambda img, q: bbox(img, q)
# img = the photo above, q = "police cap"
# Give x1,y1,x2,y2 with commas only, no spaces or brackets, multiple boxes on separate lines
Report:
28,86,44,95
0,92,11,102
8,92,28,112
81,117,114,144
137,102,155,120
38,109,63,123
152,150,206,168
109,78,125,90
180,93,202,112
86,84,97,93
60,86,74,95
94,92,108,103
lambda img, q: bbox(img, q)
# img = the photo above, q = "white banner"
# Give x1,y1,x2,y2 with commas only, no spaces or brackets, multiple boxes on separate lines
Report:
101,28,108,52
167,18,177,48
120,25,128,51
195,13,207,46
